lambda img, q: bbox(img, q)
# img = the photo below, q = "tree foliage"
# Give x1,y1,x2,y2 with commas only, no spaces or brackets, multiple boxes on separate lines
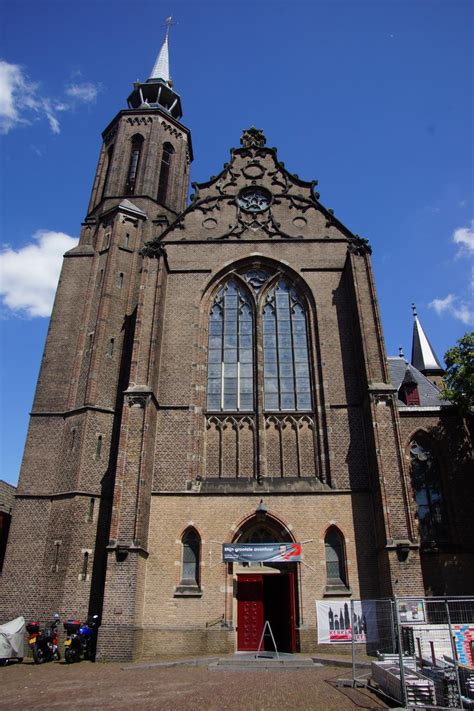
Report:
441,332,474,416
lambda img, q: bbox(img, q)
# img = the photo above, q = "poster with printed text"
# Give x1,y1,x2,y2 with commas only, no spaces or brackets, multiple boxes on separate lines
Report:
316,600,378,644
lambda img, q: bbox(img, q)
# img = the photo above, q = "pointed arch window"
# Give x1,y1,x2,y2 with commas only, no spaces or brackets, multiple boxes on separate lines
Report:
157,142,174,205
207,279,254,412
125,134,144,194
174,528,202,596
325,527,348,590
410,440,447,544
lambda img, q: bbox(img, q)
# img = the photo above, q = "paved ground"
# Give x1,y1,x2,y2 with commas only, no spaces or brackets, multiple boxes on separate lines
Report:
0,658,391,710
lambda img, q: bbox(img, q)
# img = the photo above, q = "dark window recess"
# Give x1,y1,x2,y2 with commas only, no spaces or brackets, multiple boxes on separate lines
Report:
117,272,124,289
70,428,76,452
88,498,95,523
81,551,89,580
325,528,348,589
107,338,115,357
157,142,174,205
125,134,144,194
410,440,448,544
124,233,130,249
52,541,60,572
95,436,102,460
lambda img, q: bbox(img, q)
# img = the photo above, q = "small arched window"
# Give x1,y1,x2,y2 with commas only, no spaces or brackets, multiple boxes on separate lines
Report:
180,528,201,588
410,439,447,544
125,134,144,194
325,527,348,590
157,142,175,205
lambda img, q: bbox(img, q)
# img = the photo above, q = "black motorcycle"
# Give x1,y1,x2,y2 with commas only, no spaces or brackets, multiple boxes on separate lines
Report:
64,615,100,663
26,615,60,664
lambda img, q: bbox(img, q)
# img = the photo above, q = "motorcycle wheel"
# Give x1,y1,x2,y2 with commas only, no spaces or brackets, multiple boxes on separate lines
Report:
33,645,45,664
64,648,73,664
54,649,61,661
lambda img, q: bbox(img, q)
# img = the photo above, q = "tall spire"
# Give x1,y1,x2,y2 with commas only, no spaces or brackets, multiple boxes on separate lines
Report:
126,16,183,120
149,17,173,84
410,303,444,383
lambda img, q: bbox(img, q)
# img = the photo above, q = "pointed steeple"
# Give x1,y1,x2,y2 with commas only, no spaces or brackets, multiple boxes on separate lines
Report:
149,17,172,84
126,17,183,120
410,304,444,387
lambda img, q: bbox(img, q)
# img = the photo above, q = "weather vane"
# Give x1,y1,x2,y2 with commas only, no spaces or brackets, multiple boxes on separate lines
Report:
411,303,418,318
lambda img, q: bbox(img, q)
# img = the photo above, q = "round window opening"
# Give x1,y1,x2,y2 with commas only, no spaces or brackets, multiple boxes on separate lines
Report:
237,187,272,213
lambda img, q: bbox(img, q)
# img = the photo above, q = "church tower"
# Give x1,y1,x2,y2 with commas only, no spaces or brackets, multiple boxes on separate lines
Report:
0,22,192,627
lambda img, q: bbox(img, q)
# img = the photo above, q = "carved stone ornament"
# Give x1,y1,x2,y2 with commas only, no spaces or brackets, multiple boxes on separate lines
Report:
126,116,153,126
140,241,167,259
240,127,267,148
125,393,149,408
348,235,372,256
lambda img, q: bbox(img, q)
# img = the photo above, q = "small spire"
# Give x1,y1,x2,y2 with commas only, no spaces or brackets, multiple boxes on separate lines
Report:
411,306,443,373
149,16,174,84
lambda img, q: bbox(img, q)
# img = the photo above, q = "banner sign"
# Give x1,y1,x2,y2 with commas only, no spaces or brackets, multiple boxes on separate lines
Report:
222,542,302,563
316,600,378,644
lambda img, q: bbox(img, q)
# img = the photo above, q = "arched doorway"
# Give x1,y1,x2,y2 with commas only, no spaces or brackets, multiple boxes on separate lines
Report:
232,515,298,653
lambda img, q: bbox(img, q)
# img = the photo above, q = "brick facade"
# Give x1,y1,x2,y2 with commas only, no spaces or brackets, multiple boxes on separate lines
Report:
1,72,471,660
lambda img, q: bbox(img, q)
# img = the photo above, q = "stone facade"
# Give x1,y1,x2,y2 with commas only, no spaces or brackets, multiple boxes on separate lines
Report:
0,65,472,661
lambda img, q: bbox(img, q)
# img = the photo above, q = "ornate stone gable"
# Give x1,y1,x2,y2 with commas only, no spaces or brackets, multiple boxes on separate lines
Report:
144,128,371,253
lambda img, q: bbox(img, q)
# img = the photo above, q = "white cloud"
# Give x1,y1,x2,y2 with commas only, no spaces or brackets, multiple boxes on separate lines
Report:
452,220,474,255
65,82,99,103
0,59,100,135
429,293,473,326
0,230,78,317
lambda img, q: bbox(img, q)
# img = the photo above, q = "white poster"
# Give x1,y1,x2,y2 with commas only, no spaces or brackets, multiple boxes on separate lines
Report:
316,600,377,644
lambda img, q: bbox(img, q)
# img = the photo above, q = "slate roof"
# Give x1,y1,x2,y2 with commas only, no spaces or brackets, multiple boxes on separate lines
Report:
0,480,16,514
387,357,448,408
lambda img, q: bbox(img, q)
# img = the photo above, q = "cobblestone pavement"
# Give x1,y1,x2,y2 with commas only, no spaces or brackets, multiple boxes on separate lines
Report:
0,659,390,710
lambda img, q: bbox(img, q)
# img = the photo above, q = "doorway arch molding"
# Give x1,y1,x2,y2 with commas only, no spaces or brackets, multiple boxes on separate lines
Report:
229,509,297,544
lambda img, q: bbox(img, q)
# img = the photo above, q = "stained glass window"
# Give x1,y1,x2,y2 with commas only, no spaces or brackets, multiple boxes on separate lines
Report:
207,280,254,412
263,279,312,411
181,529,200,586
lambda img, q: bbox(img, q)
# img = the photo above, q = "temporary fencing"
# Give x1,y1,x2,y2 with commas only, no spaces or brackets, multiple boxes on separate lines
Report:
341,596,474,709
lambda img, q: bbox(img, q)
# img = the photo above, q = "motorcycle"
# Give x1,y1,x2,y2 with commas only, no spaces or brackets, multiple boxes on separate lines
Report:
26,615,60,664
64,614,100,663
0,616,25,665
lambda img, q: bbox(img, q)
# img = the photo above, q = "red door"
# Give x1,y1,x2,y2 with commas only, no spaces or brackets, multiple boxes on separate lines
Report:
237,574,264,651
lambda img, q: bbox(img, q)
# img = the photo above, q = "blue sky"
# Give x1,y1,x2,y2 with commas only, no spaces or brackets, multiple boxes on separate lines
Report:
0,0,473,486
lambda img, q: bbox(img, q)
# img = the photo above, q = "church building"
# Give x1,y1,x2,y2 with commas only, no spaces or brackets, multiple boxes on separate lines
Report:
0,28,472,661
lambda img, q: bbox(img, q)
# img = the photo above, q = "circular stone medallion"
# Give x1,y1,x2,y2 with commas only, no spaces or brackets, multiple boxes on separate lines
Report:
202,218,217,230
292,217,307,229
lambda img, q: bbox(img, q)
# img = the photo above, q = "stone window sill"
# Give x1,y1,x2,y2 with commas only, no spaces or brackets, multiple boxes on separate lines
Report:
174,585,202,598
323,584,352,598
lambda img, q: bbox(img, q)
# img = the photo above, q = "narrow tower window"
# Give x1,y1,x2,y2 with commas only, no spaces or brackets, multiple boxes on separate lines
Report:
125,134,144,194
107,338,115,357
81,551,89,581
88,498,95,523
101,144,114,198
95,435,103,460
157,142,175,205
117,272,124,289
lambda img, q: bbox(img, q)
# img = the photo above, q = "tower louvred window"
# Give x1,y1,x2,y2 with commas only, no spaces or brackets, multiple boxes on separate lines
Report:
157,142,174,204
125,134,144,194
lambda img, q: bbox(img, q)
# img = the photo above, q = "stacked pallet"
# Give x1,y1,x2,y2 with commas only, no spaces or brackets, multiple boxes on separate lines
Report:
371,660,436,707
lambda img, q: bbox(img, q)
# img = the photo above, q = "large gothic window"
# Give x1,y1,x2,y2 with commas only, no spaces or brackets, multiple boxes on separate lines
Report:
207,280,254,412
410,440,447,544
